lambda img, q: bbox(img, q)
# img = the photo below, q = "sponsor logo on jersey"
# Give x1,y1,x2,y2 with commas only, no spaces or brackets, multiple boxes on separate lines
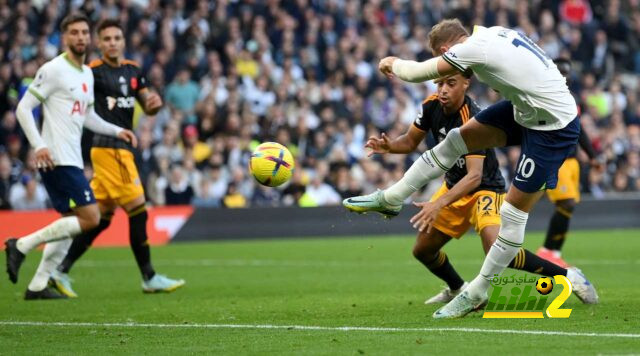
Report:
106,96,135,110
119,76,128,96
71,101,88,115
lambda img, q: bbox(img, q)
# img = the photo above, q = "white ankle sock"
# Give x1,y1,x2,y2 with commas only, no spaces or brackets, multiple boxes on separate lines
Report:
467,201,529,298
16,216,82,254
384,128,468,205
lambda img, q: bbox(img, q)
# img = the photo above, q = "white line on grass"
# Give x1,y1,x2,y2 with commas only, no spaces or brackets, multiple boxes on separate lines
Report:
74,258,640,268
1,321,639,339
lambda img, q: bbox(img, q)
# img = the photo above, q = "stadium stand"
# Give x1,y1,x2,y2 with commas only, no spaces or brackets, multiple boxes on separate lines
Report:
0,0,639,210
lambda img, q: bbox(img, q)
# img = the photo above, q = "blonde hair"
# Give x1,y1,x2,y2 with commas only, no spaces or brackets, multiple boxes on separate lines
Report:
428,19,469,53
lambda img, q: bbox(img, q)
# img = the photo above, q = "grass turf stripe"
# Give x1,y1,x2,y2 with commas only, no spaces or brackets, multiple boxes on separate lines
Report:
1,321,639,339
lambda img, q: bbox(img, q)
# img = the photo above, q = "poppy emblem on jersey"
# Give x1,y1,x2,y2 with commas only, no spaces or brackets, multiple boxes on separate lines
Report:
82,83,88,93
131,77,138,90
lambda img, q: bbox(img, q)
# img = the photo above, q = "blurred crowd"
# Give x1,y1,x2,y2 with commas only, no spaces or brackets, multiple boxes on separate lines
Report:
1,0,640,210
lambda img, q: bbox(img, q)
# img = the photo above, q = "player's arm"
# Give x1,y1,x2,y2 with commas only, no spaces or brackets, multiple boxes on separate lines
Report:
366,125,426,156
379,56,458,83
410,156,485,232
138,88,163,116
15,91,54,170
577,122,602,170
85,105,138,148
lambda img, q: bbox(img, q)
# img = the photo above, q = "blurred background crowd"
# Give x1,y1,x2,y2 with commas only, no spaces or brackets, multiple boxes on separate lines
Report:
1,0,640,210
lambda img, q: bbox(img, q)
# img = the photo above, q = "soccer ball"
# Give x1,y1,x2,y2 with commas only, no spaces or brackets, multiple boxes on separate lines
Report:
536,277,554,295
249,142,295,187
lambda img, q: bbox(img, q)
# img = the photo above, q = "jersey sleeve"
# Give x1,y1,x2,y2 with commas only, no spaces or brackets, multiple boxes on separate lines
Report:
442,31,487,72
463,149,487,159
135,67,149,100
413,99,436,131
28,63,58,102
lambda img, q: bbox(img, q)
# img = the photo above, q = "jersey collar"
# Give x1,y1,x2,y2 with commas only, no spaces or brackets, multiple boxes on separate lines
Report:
62,53,84,72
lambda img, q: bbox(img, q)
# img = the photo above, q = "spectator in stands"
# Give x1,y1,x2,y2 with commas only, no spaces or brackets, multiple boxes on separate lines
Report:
164,165,194,206
165,69,200,124
8,174,48,211
0,152,12,209
1,0,639,211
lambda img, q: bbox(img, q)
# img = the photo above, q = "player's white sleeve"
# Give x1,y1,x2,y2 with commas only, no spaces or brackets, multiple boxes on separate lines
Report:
28,64,57,102
83,105,124,137
441,34,487,72
15,91,47,151
391,57,441,83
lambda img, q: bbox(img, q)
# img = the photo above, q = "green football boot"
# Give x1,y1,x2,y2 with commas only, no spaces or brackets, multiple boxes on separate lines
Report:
342,190,402,219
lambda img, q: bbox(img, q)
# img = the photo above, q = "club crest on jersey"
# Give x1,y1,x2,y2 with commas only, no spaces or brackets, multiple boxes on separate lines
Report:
119,76,128,96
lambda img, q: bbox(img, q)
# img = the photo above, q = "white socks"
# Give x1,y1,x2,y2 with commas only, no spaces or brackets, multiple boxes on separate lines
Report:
467,201,529,297
27,239,72,291
384,128,468,205
16,216,82,255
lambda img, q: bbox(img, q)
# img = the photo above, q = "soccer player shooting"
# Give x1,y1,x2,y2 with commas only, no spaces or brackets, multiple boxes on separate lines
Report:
344,19,598,318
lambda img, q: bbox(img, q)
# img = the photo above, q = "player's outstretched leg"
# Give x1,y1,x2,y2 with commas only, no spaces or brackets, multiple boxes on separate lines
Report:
25,239,73,300
126,203,185,293
5,216,83,283
343,127,469,216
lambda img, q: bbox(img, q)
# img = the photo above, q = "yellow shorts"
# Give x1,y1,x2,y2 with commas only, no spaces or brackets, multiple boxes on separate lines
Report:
90,148,144,206
429,182,504,239
546,157,580,203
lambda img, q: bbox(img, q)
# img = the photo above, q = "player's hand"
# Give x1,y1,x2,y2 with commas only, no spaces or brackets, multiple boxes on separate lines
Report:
118,130,138,148
365,133,392,156
378,56,398,78
410,200,443,233
144,91,163,113
35,147,55,171
590,158,605,172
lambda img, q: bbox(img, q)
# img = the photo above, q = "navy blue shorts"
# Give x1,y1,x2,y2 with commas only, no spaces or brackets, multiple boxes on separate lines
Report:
475,101,580,193
41,166,96,213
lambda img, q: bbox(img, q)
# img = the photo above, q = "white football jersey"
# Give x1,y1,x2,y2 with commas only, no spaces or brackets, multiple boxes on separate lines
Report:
442,26,577,131
28,53,95,168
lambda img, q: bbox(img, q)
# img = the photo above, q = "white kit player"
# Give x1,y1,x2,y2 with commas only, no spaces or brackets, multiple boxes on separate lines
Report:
344,19,598,317
5,13,137,299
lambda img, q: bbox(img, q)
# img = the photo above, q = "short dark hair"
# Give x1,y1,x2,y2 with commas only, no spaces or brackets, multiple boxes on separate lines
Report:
96,19,123,36
60,13,90,33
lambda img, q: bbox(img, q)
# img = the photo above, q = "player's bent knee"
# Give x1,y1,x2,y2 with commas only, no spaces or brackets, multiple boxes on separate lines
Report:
77,206,101,230
556,199,576,213
412,246,438,262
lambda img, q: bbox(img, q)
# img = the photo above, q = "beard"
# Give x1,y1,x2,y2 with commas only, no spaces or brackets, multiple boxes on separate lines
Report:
68,44,86,57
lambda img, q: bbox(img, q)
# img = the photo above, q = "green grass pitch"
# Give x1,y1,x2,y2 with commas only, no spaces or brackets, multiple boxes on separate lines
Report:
1,229,638,354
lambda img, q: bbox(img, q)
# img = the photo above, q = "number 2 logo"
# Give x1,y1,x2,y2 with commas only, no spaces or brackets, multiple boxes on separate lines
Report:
546,275,573,318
